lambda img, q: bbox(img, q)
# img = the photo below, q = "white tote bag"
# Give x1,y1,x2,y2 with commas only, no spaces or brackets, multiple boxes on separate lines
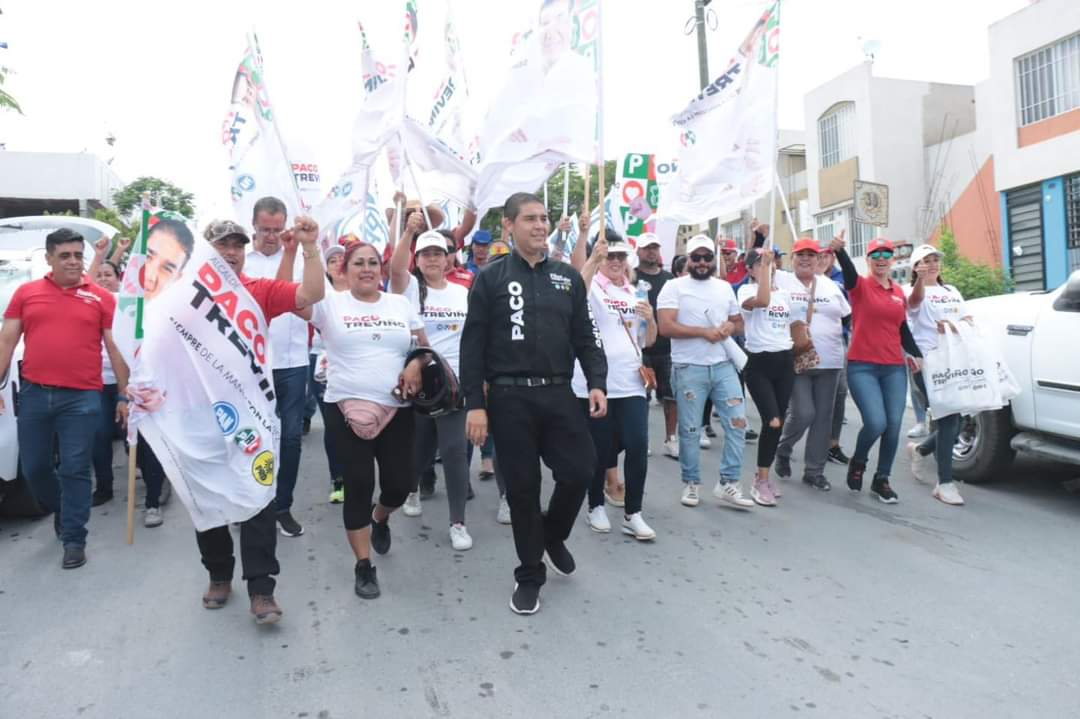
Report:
924,323,1001,417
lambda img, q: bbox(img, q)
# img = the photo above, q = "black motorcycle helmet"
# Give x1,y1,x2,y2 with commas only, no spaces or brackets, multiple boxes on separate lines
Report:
400,347,462,417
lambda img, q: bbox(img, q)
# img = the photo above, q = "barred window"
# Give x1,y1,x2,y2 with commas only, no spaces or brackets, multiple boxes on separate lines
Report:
1016,32,1080,126
1067,173,1080,272
818,102,856,168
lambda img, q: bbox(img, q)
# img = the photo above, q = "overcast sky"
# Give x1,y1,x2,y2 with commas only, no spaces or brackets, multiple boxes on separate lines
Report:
0,0,1029,222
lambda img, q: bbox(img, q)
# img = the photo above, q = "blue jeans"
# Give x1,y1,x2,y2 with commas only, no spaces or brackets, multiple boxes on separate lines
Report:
92,383,120,493
583,396,649,514
18,383,100,548
847,362,908,478
672,362,746,485
273,366,307,513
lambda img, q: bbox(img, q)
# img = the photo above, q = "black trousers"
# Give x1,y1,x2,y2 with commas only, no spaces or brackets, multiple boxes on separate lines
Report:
487,383,596,587
323,401,414,531
744,349,795,469
195,502,279,596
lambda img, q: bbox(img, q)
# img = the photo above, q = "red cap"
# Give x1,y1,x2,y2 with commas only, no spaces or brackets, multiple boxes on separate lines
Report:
867,238,895,255
717,238,738,252
791,237,822,254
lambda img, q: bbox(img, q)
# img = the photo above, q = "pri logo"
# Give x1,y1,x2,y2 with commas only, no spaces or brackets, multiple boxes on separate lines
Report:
213,402,239,436
233,427,262,455
680,130,697,148
252,450,275,486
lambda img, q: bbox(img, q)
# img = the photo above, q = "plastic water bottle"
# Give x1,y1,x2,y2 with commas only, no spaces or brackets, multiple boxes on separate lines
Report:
635,280,651,347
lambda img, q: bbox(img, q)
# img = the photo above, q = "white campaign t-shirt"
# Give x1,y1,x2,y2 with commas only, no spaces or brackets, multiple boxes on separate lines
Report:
404,275,469,377
310,290,423,406
656,276,741,366
905,283,967,353
775,270,851,369
244,248,309,369
737,283,795,353
572,275,646,399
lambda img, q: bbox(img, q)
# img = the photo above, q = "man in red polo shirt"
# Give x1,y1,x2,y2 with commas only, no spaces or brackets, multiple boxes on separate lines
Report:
183,217,324,624
0,228,128,570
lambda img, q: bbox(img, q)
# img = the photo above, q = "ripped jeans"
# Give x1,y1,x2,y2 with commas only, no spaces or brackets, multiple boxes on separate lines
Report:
672,361,746,485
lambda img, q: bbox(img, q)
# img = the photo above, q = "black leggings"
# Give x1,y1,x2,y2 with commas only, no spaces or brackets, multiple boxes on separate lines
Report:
324,402,415,531
744,349,795,469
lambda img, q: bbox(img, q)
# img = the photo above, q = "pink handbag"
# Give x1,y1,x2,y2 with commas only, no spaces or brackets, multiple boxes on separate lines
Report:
338,399,398,440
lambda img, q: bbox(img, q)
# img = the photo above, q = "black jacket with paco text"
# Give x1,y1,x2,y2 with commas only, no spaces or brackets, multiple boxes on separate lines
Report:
460,251,608,410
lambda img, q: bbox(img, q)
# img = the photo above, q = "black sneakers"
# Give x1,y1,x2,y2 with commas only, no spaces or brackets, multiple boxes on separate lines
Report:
62,546,87,570
91,488,114,507
828,446,851,465
846,460,866,492
510,583,540,615
277,511,304,537
354,560,380,599
543,541,576,577
803,475,831,491
871,476,899,504
745,428,759,443
371,514,391,555
774,454,792,478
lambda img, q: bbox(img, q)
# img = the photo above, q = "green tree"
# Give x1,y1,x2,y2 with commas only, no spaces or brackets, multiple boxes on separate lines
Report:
478,161,617,237
0,66,21,114
938,226,1013,299
113,176,196,219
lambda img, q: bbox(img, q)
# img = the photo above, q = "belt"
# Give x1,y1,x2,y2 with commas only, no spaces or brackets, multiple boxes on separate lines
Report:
491,376,568,388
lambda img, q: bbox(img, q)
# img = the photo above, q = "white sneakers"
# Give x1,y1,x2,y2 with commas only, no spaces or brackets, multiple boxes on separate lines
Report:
933,482,965,506
621,513,656,541
907,422,929,438
497,497,512,525
402,492,422,517
713,481,754,509
681,483,700,507
586,505,611,533
449,523,473,550
663,437,680,459
144,507,163,528
699,434,712,449
908,442,936,484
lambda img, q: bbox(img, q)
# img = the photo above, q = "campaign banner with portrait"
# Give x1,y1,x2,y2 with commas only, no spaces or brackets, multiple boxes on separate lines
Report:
128,241,280,531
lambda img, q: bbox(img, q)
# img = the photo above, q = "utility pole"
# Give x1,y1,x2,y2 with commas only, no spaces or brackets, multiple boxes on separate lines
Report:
693,0,719,238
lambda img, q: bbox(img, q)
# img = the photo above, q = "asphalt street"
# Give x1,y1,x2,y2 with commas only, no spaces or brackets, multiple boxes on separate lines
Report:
1,398,1077,719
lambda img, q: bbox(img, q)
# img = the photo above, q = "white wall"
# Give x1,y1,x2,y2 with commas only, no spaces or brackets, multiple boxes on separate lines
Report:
805,62,874,217
0,152,124,207
988,0,1080,191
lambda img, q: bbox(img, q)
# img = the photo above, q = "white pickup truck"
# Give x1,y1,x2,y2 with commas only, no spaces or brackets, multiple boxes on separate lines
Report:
953,269,1080,482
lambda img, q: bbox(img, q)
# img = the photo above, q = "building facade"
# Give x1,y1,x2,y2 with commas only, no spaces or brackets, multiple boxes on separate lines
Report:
0,151,124,218
988,0,1080,291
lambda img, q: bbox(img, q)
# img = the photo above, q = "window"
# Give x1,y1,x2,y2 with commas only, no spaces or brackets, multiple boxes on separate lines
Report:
1016,32,1080,126
814,210,841,246
721,220,746,249
818,102,856,168
1066,173,1080,272
850,220,877,258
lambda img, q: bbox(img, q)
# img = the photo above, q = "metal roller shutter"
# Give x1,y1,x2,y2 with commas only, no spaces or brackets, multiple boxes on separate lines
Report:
1006,185,1045,291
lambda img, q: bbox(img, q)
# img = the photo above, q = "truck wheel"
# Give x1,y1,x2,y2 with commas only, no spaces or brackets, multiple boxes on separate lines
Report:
952,408,1016,483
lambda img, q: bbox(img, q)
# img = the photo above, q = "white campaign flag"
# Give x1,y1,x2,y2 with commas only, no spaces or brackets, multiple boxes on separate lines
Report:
391,118,478,208
657,1,781,224
222,34,303,225
473,0,603,218
310,162,371,252
128,241,281,531
353,21,408,165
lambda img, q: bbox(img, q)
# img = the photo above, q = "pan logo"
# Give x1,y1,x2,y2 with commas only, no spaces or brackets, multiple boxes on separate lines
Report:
213,401,239,436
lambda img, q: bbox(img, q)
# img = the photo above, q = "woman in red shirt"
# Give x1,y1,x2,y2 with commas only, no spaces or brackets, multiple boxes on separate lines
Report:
832,233,922,504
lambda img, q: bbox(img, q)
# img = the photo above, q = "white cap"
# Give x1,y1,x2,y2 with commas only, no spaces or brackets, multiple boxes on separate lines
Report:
910,244,943,266
637,233,661,249
414,230,449,255
685,234,715,257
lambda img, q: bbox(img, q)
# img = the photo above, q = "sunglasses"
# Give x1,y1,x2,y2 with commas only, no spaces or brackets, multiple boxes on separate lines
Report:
606,253,628,262
689,253,715,263
868,250,894,260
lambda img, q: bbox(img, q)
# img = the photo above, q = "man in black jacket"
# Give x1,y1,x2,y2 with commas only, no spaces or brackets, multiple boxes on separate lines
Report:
462,192,607,615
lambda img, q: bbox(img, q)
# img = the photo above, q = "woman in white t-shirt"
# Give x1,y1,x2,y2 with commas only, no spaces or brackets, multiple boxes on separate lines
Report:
313,244,348,504
773,238,852,491
904,244,971,506
737,248,795,507
571,231,658,541
389,229,475,551
299,241,430,600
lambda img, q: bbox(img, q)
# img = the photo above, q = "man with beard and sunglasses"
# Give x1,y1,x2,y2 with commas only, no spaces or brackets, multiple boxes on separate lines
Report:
657,235,752,510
